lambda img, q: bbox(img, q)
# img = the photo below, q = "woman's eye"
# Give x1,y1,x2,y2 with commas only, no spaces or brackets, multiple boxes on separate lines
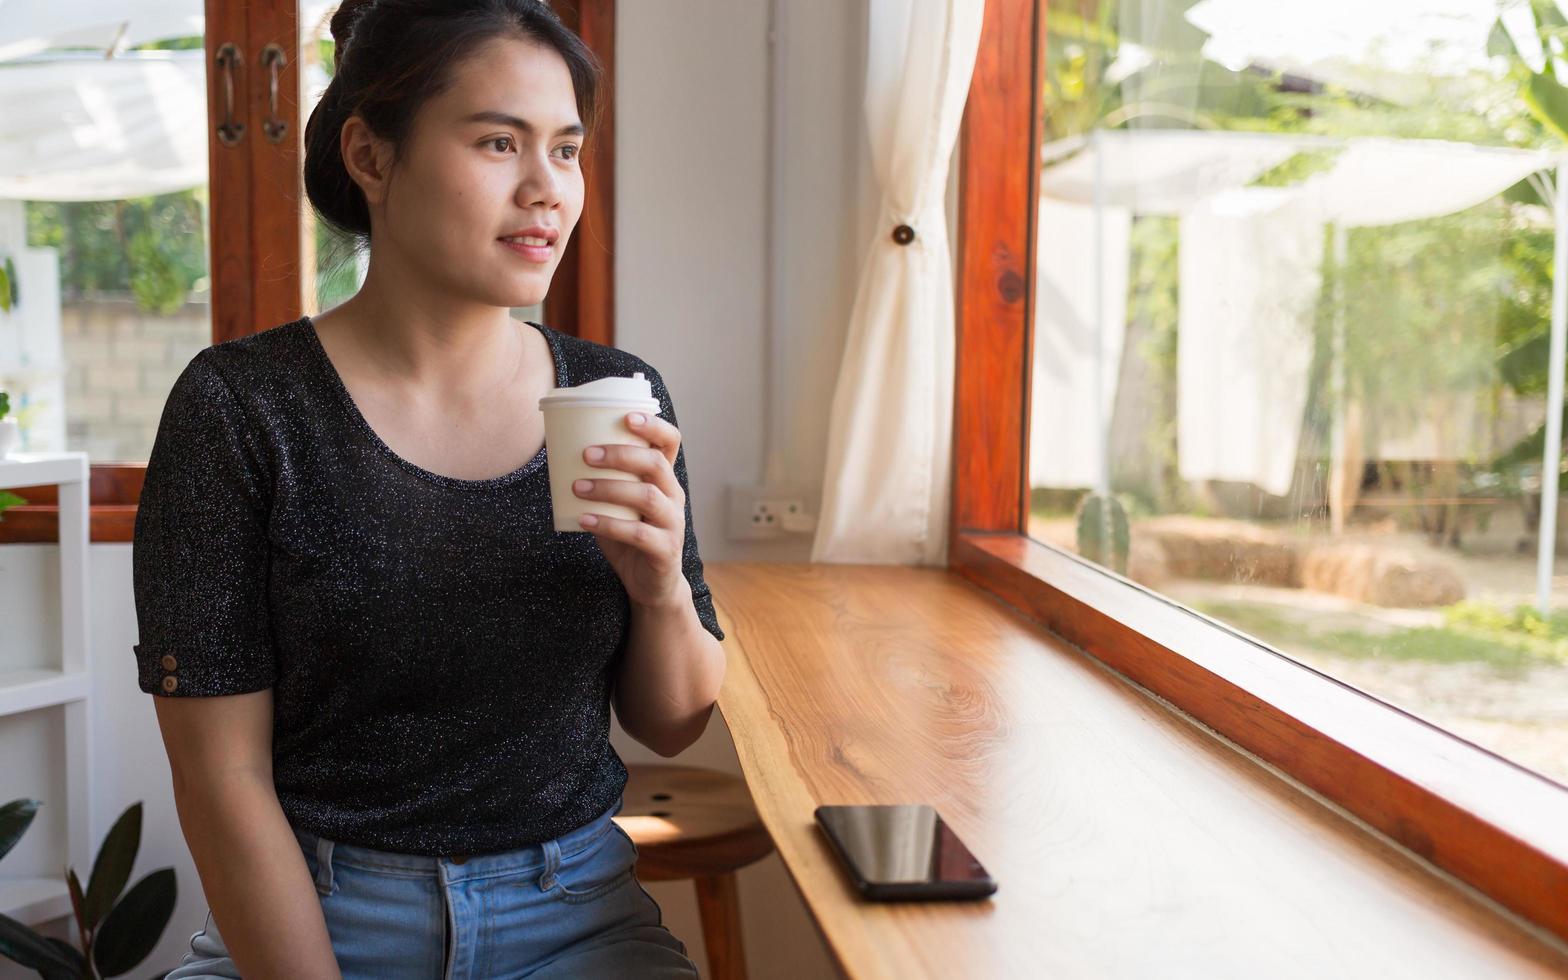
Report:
557,144,580,161
488,136,514,153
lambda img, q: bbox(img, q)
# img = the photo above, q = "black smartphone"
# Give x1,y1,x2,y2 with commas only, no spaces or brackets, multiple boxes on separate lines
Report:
813,804,997,901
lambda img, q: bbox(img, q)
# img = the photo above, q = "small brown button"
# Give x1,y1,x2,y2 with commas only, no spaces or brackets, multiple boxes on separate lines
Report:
891,223,915,245
161,655,178,670
450,855,468,864
161,676,179,693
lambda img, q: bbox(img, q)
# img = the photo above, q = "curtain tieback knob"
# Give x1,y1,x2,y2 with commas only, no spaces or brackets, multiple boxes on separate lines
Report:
891,223,916,245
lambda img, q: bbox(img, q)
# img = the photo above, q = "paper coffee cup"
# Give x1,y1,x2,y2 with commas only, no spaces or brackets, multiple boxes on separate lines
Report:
539,371,662,532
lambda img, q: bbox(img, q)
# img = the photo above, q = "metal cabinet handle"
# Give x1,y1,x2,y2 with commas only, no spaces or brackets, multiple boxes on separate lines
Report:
215,43,245,146
262,44,289,143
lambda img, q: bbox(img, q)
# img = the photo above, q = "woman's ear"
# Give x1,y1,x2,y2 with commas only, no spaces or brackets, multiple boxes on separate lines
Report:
340,114,395,208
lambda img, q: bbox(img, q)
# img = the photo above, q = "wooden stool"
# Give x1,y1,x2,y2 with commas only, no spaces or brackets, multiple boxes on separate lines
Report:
612,764,775,980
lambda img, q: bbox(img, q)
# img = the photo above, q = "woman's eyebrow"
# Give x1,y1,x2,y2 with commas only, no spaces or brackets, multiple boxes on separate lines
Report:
461,110,584,137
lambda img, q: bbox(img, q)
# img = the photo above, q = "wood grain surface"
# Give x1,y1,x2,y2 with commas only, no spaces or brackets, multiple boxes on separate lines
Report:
706,561,1568,979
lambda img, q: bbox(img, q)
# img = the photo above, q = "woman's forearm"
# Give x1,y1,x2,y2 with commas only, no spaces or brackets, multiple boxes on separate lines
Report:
614,580,726,757
173,772,342,979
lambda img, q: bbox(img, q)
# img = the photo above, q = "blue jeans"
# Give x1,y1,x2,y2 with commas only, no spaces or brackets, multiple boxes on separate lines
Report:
165,793,699,979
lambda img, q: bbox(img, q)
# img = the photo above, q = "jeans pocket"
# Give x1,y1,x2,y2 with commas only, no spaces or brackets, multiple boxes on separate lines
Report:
296,829,337,898
547,829,636,904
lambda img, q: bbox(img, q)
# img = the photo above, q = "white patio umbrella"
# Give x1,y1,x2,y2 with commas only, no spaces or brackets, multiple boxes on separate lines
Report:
0,1,340,62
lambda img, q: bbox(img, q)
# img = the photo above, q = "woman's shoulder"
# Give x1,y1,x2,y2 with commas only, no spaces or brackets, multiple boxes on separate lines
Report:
530,319,666,387
166,316,321,427
180,315,315,391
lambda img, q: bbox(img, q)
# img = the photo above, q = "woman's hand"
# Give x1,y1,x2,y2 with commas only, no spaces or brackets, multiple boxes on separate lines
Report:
573,411,691,610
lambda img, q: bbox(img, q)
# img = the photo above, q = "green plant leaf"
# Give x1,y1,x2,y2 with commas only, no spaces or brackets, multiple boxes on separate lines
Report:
2,256,13,310
91,868,176,977
1490,16,1524,60
1535,0,1568,31
43,936,83,972
0,911,76,972
85,803,143,932
65,869,86,940
0,260,10,314
1524,71,1568,141
1491,402,1568,469
1499,330,1552,391
0,491,27,523
0,800,41,862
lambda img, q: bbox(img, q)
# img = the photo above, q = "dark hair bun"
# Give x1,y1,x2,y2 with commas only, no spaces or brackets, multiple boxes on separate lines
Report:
327,0,378,71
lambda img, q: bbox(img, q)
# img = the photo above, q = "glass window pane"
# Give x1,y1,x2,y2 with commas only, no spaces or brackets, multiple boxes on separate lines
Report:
1028,0,1568,787
1,37,210,462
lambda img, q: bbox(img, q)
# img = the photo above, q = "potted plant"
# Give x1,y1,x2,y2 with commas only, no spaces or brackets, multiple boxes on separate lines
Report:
0,799,177,979
0,390,17,461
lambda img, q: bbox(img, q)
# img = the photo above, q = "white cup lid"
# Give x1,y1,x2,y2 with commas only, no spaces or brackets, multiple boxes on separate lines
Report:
539,370,661,409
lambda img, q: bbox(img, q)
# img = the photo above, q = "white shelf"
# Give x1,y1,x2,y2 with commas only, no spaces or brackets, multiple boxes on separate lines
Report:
0,451,88,490
0,876,73,927
0,668,89,717
0,448,92,926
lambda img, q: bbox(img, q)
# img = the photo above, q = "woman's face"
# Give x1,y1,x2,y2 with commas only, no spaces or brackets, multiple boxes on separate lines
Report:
366,36,585,310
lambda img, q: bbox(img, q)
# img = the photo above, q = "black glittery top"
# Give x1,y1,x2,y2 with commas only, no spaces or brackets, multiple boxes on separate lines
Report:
131,315,723,856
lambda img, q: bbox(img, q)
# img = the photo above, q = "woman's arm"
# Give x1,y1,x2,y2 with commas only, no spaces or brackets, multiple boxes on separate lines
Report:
613,580,727,758
155,692,342,979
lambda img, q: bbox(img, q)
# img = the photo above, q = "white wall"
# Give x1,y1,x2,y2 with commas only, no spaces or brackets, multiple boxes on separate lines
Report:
1,0,972,974
607,0,866,974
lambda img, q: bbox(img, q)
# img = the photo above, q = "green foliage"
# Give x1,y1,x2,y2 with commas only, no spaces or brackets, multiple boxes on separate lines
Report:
0,491,24,523
316,218,365,311
1194,598,1568,669
26,191,206,313
0,800,177,978
126,230,186,315
1249,149,1343,188
1325,203,1514,426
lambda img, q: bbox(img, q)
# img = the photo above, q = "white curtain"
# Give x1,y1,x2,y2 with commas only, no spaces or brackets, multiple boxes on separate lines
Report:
1030,198,1131,490
810,0,984,565
1176,188,1322,496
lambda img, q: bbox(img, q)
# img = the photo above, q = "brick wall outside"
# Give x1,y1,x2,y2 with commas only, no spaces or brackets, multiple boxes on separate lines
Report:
60,296,212,463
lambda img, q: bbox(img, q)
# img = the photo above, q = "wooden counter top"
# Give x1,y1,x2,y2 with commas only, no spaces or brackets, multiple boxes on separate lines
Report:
705,561,1568,979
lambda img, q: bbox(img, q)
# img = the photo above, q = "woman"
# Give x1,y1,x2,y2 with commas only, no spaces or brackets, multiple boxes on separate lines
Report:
134,1,724,976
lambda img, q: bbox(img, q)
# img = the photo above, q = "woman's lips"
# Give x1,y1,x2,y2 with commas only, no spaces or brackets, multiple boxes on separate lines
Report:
499,238,554,263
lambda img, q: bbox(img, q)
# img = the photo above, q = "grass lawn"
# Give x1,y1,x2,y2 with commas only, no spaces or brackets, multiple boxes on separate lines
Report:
1188,598,1568,674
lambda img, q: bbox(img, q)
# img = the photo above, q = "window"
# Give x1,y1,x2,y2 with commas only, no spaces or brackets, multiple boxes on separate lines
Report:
953,0,1568,945
0,1,615,544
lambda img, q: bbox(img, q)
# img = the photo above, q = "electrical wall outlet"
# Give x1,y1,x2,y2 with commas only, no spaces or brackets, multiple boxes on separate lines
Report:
727,484,814,541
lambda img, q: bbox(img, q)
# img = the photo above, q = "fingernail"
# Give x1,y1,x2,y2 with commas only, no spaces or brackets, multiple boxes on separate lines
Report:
585,446,605,462
574,479,592,493
629,412,645,425
581,514,599,527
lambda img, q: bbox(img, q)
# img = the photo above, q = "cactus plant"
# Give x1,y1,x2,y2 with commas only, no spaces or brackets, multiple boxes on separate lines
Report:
1075,491,1130,576
0,799,177,979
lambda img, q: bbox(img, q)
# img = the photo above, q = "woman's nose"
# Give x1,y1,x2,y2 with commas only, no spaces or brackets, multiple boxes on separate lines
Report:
515,156,564,208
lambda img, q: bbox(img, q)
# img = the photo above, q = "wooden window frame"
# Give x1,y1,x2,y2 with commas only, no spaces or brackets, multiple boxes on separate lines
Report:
0,0,616,545
948,0,1568,944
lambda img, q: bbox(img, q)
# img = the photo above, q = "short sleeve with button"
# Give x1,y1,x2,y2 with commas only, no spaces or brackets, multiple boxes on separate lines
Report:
132,351,278,697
